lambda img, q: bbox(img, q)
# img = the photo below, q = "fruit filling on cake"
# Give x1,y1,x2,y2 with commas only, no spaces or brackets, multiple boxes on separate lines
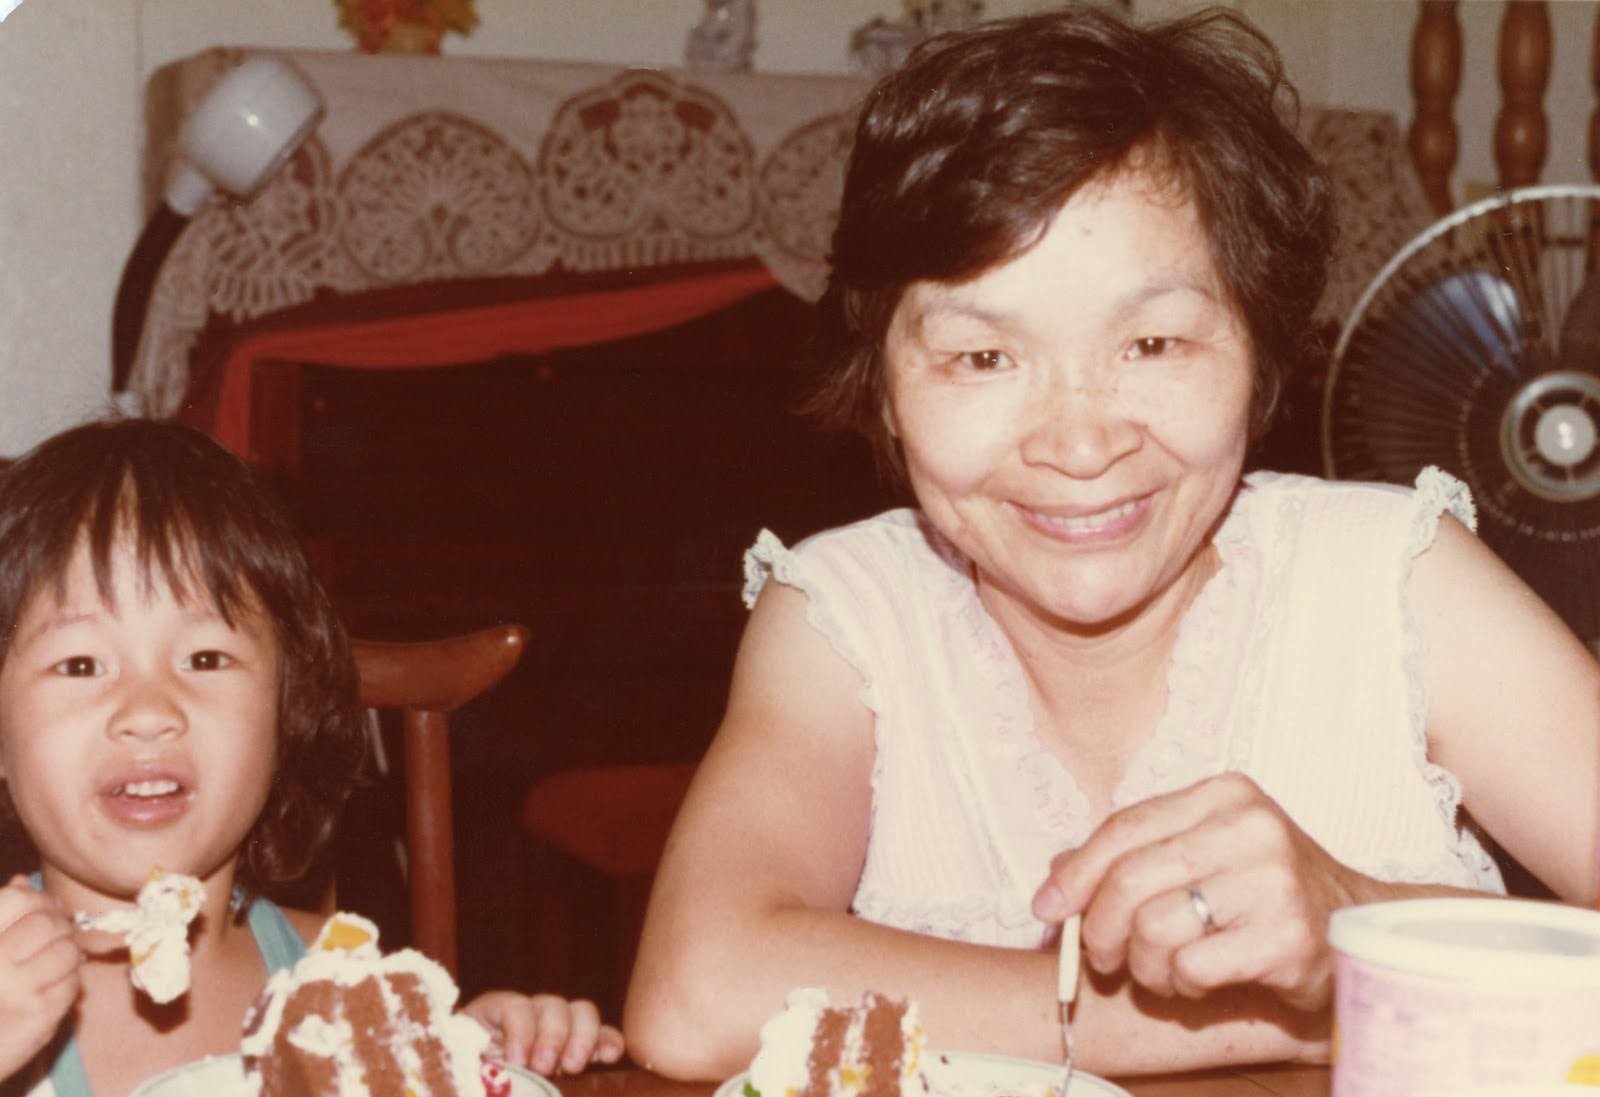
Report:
74,866,205,1004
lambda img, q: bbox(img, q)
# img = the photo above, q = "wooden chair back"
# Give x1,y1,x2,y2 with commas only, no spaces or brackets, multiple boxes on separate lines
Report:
351,623,527,976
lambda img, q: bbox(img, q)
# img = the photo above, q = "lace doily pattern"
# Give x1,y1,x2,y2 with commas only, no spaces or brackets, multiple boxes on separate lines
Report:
131,56,864,416
198,139,353,323
758,112,857,264
127,136,362,409
339,111,543,281
1302,108,1435,327
540,71,757,265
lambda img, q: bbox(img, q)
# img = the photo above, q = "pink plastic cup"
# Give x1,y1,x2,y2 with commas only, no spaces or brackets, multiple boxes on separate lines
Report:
1329,898,1600,1097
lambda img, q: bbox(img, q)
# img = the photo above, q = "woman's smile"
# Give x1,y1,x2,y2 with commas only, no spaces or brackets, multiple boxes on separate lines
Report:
1011,495,1152,545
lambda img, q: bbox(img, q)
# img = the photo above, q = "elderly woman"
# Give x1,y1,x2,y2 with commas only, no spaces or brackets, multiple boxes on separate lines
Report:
623,3,1600,1080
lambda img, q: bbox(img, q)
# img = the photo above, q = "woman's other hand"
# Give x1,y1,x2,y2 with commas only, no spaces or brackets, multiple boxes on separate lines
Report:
1032,773,1377,1012
462,990,625,1076
0,875,82,1081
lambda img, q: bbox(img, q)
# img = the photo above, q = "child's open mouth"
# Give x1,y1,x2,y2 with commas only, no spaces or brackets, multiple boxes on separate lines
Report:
101,774,192,825
118,778,180,798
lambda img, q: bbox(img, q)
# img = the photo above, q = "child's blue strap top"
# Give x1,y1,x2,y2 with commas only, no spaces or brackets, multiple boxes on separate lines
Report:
31,874,306,1097
245,896,308,974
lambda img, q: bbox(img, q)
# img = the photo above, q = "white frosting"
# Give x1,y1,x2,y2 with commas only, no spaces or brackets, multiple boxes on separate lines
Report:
441,1013,494,1096
749,987,828,1097
240,967,290,1066
898,1000,925,1088
286,1015,352,1056
78,868,205,1004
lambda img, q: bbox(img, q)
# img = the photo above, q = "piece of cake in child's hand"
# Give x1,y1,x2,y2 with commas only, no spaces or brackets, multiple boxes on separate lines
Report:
74,866,205,1004
746,988,927,1097
240,911,506,1097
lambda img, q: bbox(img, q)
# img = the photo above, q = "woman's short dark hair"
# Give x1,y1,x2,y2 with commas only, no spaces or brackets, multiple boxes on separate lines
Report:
811,3,1332,477
0,417,367,900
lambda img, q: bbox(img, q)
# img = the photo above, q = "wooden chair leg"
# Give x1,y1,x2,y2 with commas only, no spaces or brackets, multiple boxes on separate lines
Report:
406,708,457,976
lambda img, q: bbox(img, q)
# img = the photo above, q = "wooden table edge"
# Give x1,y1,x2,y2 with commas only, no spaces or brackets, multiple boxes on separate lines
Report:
553,1062,1329,1097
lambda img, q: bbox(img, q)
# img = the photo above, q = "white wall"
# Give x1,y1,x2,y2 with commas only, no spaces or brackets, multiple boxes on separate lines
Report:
0,0,140,455
0,0,1593,457
132,0,1066,76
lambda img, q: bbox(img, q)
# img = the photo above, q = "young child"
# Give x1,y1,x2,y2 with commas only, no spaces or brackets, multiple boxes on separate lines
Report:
0,417,624,1096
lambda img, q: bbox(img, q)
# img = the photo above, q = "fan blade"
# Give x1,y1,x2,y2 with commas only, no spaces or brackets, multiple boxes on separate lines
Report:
1326,186,1600,642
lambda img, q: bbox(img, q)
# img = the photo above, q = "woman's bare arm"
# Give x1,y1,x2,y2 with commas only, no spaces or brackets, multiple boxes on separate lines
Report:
1412,514,1600,904
623,584,1328,1080
625,579,1016,1077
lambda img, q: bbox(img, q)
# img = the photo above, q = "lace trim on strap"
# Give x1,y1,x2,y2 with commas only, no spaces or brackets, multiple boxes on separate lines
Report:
1413,465,1478,534
1114,497,1256,807
741,527,885,740
1372,853,1500,890
929,530,1089,889
1399,467,1502,889
741,528,788,608
853,884,1043,945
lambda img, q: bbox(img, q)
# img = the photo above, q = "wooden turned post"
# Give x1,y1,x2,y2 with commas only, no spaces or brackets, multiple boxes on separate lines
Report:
1410,0,1461,215
1495,0,1551,190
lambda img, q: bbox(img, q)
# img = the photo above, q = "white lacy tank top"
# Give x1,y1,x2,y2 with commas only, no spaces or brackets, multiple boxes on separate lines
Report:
742,470,1505,949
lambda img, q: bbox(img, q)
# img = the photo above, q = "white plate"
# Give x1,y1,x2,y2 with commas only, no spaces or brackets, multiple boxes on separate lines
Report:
129,1052,561,1097
716,1049,1131,1097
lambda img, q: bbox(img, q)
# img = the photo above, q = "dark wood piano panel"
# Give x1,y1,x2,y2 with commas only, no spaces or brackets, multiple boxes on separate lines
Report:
255,284,899,771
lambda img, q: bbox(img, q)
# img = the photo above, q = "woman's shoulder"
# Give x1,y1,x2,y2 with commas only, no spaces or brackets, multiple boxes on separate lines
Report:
1238,467,1476,538
1241,467,1424,502
790,506,931,554
742,507,954,606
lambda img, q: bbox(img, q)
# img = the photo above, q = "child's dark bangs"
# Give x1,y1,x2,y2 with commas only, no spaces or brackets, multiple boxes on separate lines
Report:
84,469,253,626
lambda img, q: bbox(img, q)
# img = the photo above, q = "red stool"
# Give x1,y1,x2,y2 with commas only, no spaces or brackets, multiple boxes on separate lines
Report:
520,762,696,1012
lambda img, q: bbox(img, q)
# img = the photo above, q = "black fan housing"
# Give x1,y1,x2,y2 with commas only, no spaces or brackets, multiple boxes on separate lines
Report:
1323,184,1600,642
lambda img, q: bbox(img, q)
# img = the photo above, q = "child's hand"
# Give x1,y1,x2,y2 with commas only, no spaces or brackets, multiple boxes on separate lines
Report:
0,876,82,1081
462,990,625,1076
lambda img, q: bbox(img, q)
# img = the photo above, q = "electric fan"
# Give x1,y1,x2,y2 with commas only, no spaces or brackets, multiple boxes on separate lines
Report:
1323,183,1600,643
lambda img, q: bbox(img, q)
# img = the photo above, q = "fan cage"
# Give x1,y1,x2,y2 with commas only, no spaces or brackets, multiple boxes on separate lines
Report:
1322,183,1600,641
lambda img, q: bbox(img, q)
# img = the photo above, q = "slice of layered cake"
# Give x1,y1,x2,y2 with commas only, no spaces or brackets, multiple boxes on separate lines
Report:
746,988,927,1097
239,912,501,1097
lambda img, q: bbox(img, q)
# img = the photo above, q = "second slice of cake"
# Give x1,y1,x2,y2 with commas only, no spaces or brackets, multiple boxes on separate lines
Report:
746,988,925,1097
